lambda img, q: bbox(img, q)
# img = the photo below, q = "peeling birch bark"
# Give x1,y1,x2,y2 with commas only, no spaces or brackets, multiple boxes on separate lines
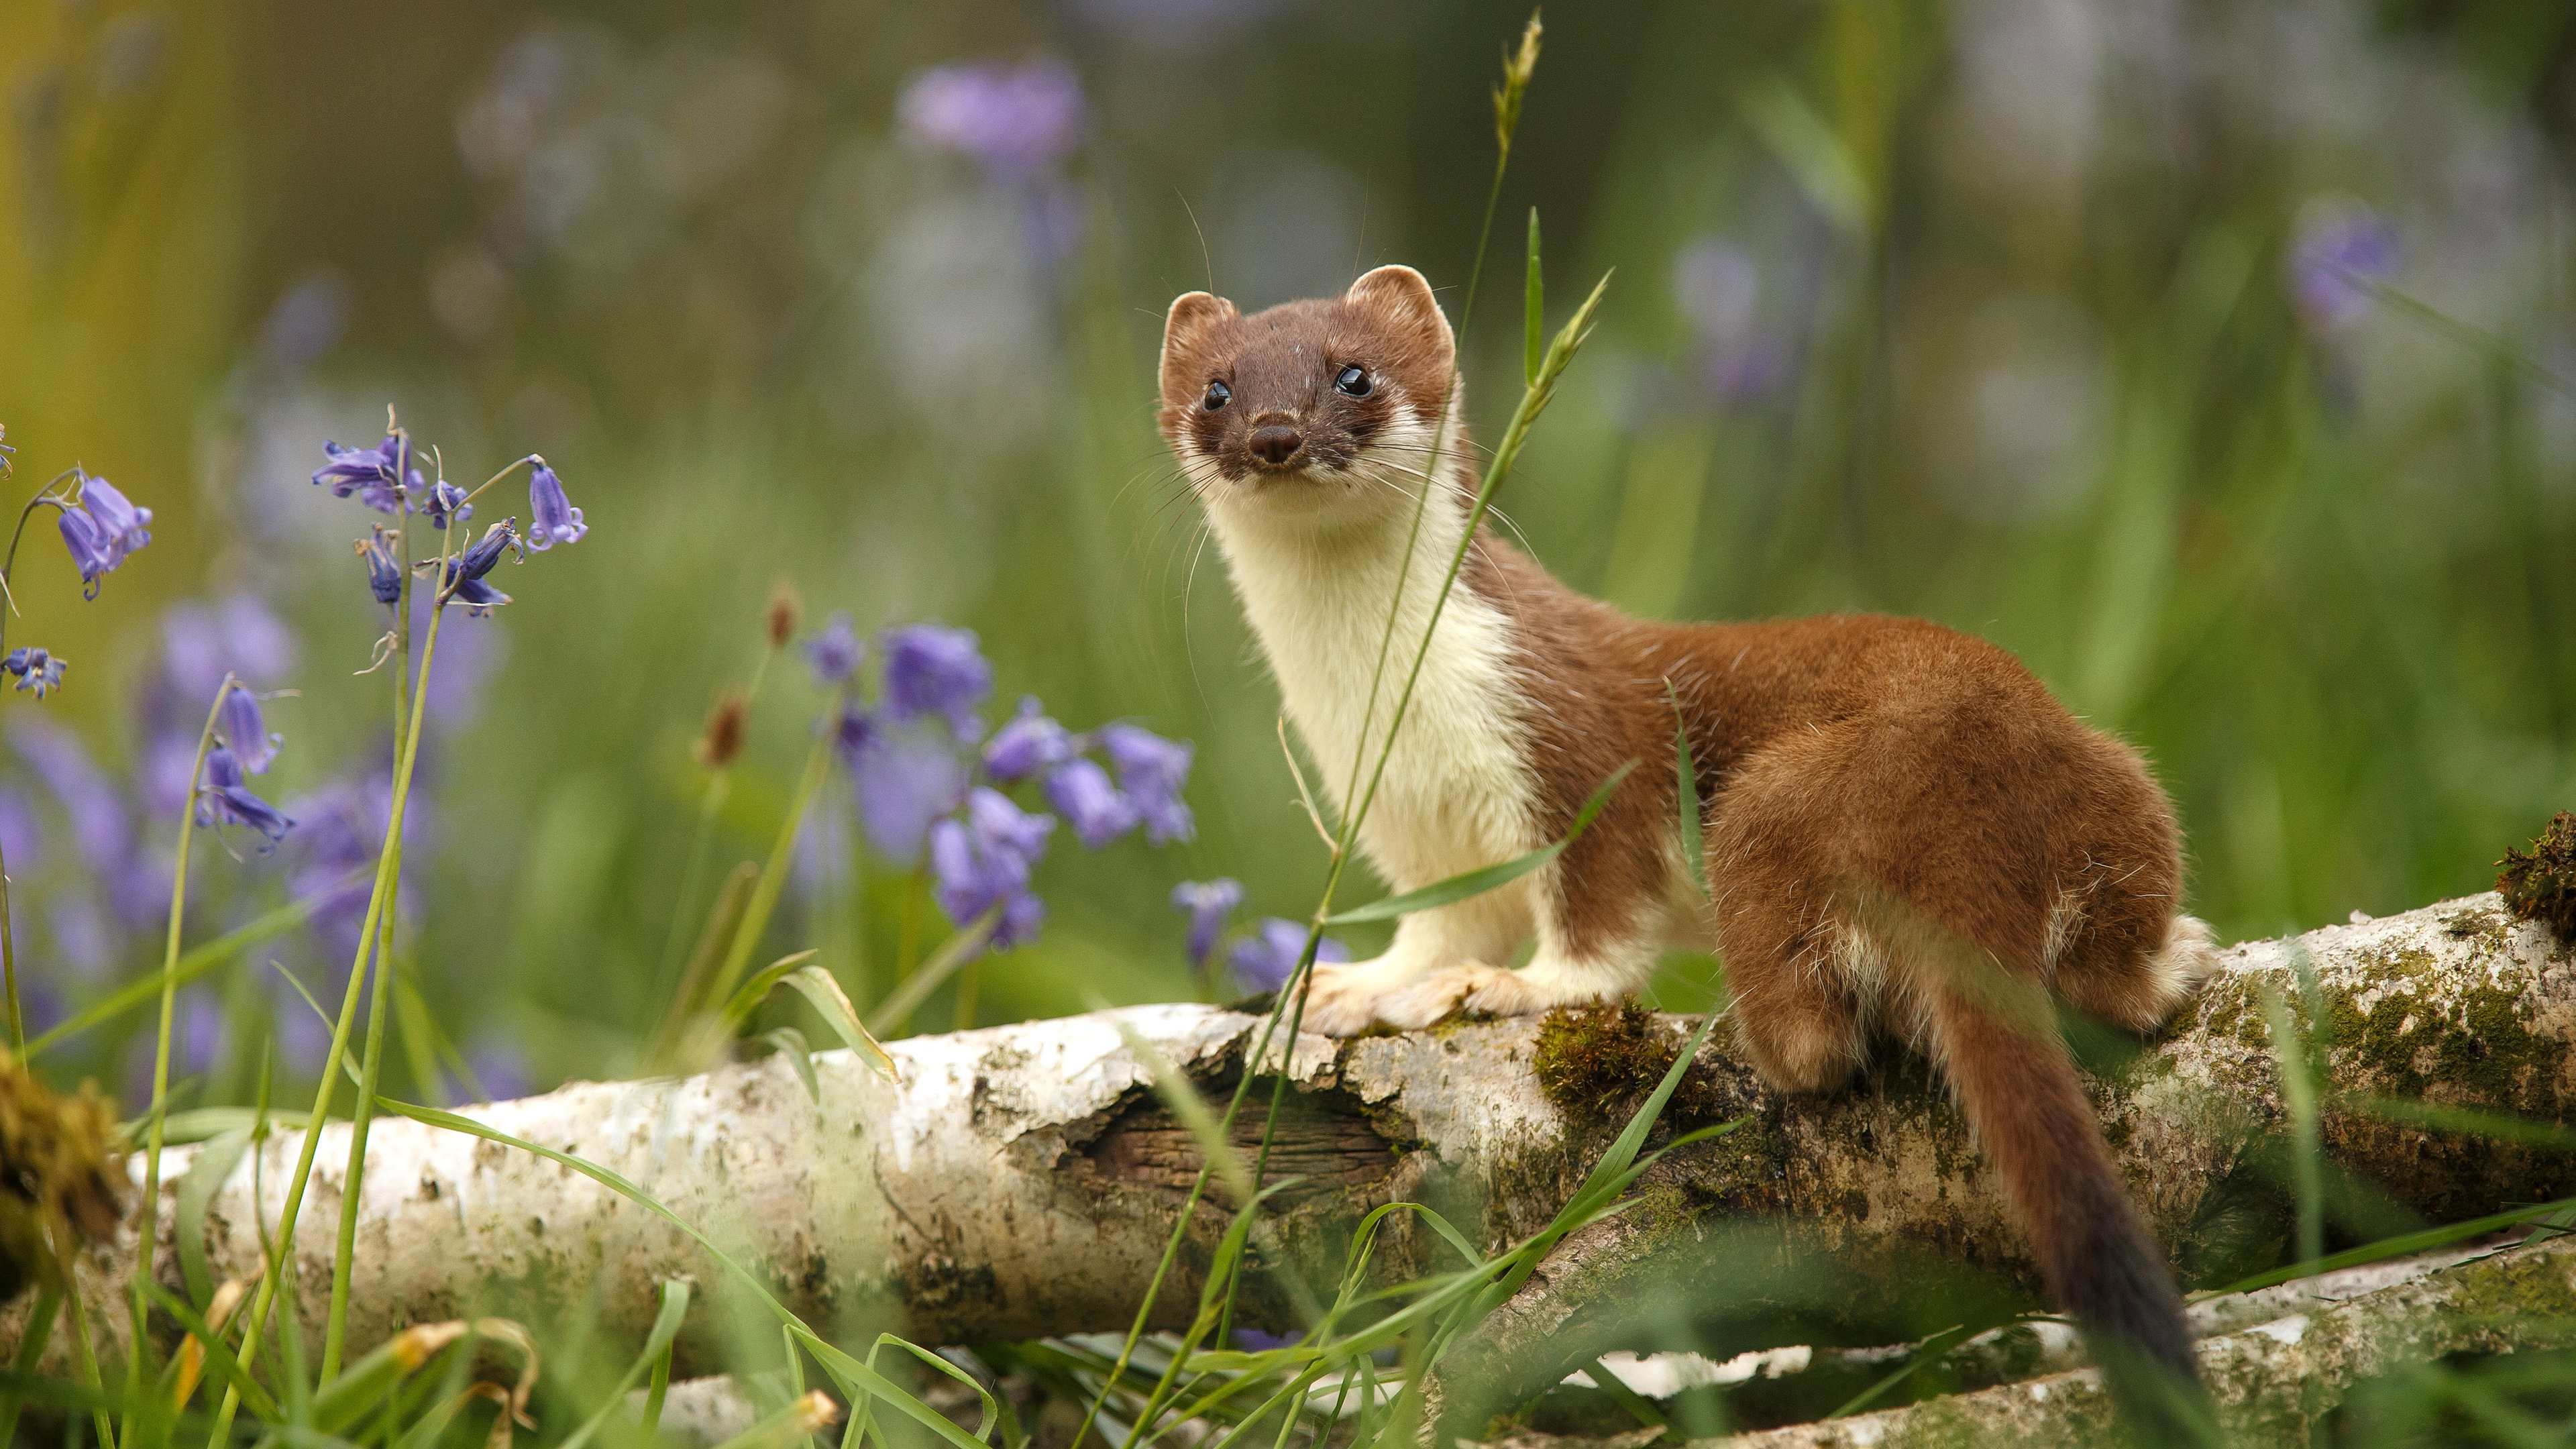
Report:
7,892,2571,1402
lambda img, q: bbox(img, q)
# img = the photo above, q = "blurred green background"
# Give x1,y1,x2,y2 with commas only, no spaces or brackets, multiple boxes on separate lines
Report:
2,0,2572,1107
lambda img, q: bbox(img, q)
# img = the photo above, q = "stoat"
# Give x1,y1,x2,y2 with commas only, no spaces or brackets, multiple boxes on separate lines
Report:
1158,265,2220,1405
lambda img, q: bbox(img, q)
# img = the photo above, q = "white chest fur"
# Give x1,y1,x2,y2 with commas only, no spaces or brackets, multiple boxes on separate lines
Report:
1199,439,1541,919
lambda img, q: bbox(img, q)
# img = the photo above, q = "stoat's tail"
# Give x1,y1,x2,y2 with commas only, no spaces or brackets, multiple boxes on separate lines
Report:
1929,984,2210,1437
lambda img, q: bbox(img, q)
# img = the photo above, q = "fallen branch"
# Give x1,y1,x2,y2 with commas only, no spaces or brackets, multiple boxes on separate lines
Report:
8,893,2571,1419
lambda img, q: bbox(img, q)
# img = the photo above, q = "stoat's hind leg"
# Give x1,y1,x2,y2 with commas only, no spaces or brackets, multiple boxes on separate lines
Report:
2040,902,2225,1036
1710,881,1872,1092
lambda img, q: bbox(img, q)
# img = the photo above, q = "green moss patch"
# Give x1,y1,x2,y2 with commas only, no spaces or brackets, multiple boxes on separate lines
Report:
2499,810,2576,947
1531,1005,1723,1131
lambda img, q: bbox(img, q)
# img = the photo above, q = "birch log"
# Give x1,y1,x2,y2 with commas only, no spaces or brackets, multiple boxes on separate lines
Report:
11,893,2573,1397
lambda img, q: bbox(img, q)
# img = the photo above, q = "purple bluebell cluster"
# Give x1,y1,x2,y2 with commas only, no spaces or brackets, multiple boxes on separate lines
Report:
897,58,1086,180
310,437,586,615
1228,917,1350,996
56,473,153,598
814,619,1197,954
2290,203,2399,333
1169,879,1350,994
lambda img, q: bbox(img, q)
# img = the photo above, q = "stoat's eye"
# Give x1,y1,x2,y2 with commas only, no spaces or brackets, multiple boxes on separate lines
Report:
1334,364,1371,397
1203,380,1231,410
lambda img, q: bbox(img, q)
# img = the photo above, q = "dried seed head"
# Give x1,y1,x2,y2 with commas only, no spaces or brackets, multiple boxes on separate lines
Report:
0,1053,125,1305
696,692,749,769
765,582,802,649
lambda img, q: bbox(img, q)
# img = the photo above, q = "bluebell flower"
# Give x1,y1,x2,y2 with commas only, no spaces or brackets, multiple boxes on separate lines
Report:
56,475,151,598
216,686,280,774
424,480,474,531
1170,877,1244,969
313,434,422,513
897,58,1086,180
195,746,295,843
0,787,43,877
882,624,992,739
1044,757,1138,849
929,786,1055,949
2290,202,2399,333
844,716,969,865
1098,722,1194,844
358,527,402,604
433,519,521,616
1228,917,1349,995
3,647,65,699
525,461,586,549
806,614,864,686
981,696,1072,782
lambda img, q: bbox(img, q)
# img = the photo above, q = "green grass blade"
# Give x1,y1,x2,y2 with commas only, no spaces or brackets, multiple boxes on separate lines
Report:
140,1283,279,1422
2200,1195,2576,1297
1325,761,1633,925
1580,1356,1669,1434
174,1128,254,1307
1523,208,1543,387
717,948,822,1028
758,1027,822,1103
560,1279,692,1449
781,963,896,1075
25,888,337,1057
2351,1095,2576,1149
1666,682,1707,898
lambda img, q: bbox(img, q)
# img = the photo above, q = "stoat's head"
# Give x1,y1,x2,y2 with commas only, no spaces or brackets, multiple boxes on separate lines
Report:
1157,266,1459,525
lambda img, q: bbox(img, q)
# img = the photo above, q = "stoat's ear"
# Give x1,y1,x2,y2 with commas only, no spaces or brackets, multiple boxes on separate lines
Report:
1159,292,1238,409
1344,265,1454,368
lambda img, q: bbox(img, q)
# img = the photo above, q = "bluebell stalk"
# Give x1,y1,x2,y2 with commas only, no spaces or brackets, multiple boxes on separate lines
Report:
214,427,582,1427
0,453,154,1053
133,673,256,1438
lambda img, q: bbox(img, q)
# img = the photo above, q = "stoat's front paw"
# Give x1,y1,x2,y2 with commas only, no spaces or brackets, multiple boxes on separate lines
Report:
1295,961,1417,1036
1371,963,1534,1029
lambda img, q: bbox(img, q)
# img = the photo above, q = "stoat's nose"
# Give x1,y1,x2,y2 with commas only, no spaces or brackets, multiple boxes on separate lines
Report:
1246,415,1303,467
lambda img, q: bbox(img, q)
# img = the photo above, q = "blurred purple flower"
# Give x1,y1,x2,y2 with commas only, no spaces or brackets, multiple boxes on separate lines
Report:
898,58,1085,180
258,269,351,372
409,590,506,728
50,894,109,979
525,462,585,549
313,434,423,513
1230,1328,1300,1352
216,688,280,774
929,786,1055,949
196,747,294,843
288,774,414,963
464,1039,533,1104
1044,757,1138,849
1097,723,1193,844
270,976,329,1071
58,475,151,596
126,989,227,1111
806,614,864,686
982,696,1072,782
0,787,40,875
3,647,64,698
1672,238,1786,406
1228,918,1348,995
845,718,969,865
163,595,297,700
2290,203,2398,333
1170,877,1242,969
881,624,991,739
14,715,131,877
